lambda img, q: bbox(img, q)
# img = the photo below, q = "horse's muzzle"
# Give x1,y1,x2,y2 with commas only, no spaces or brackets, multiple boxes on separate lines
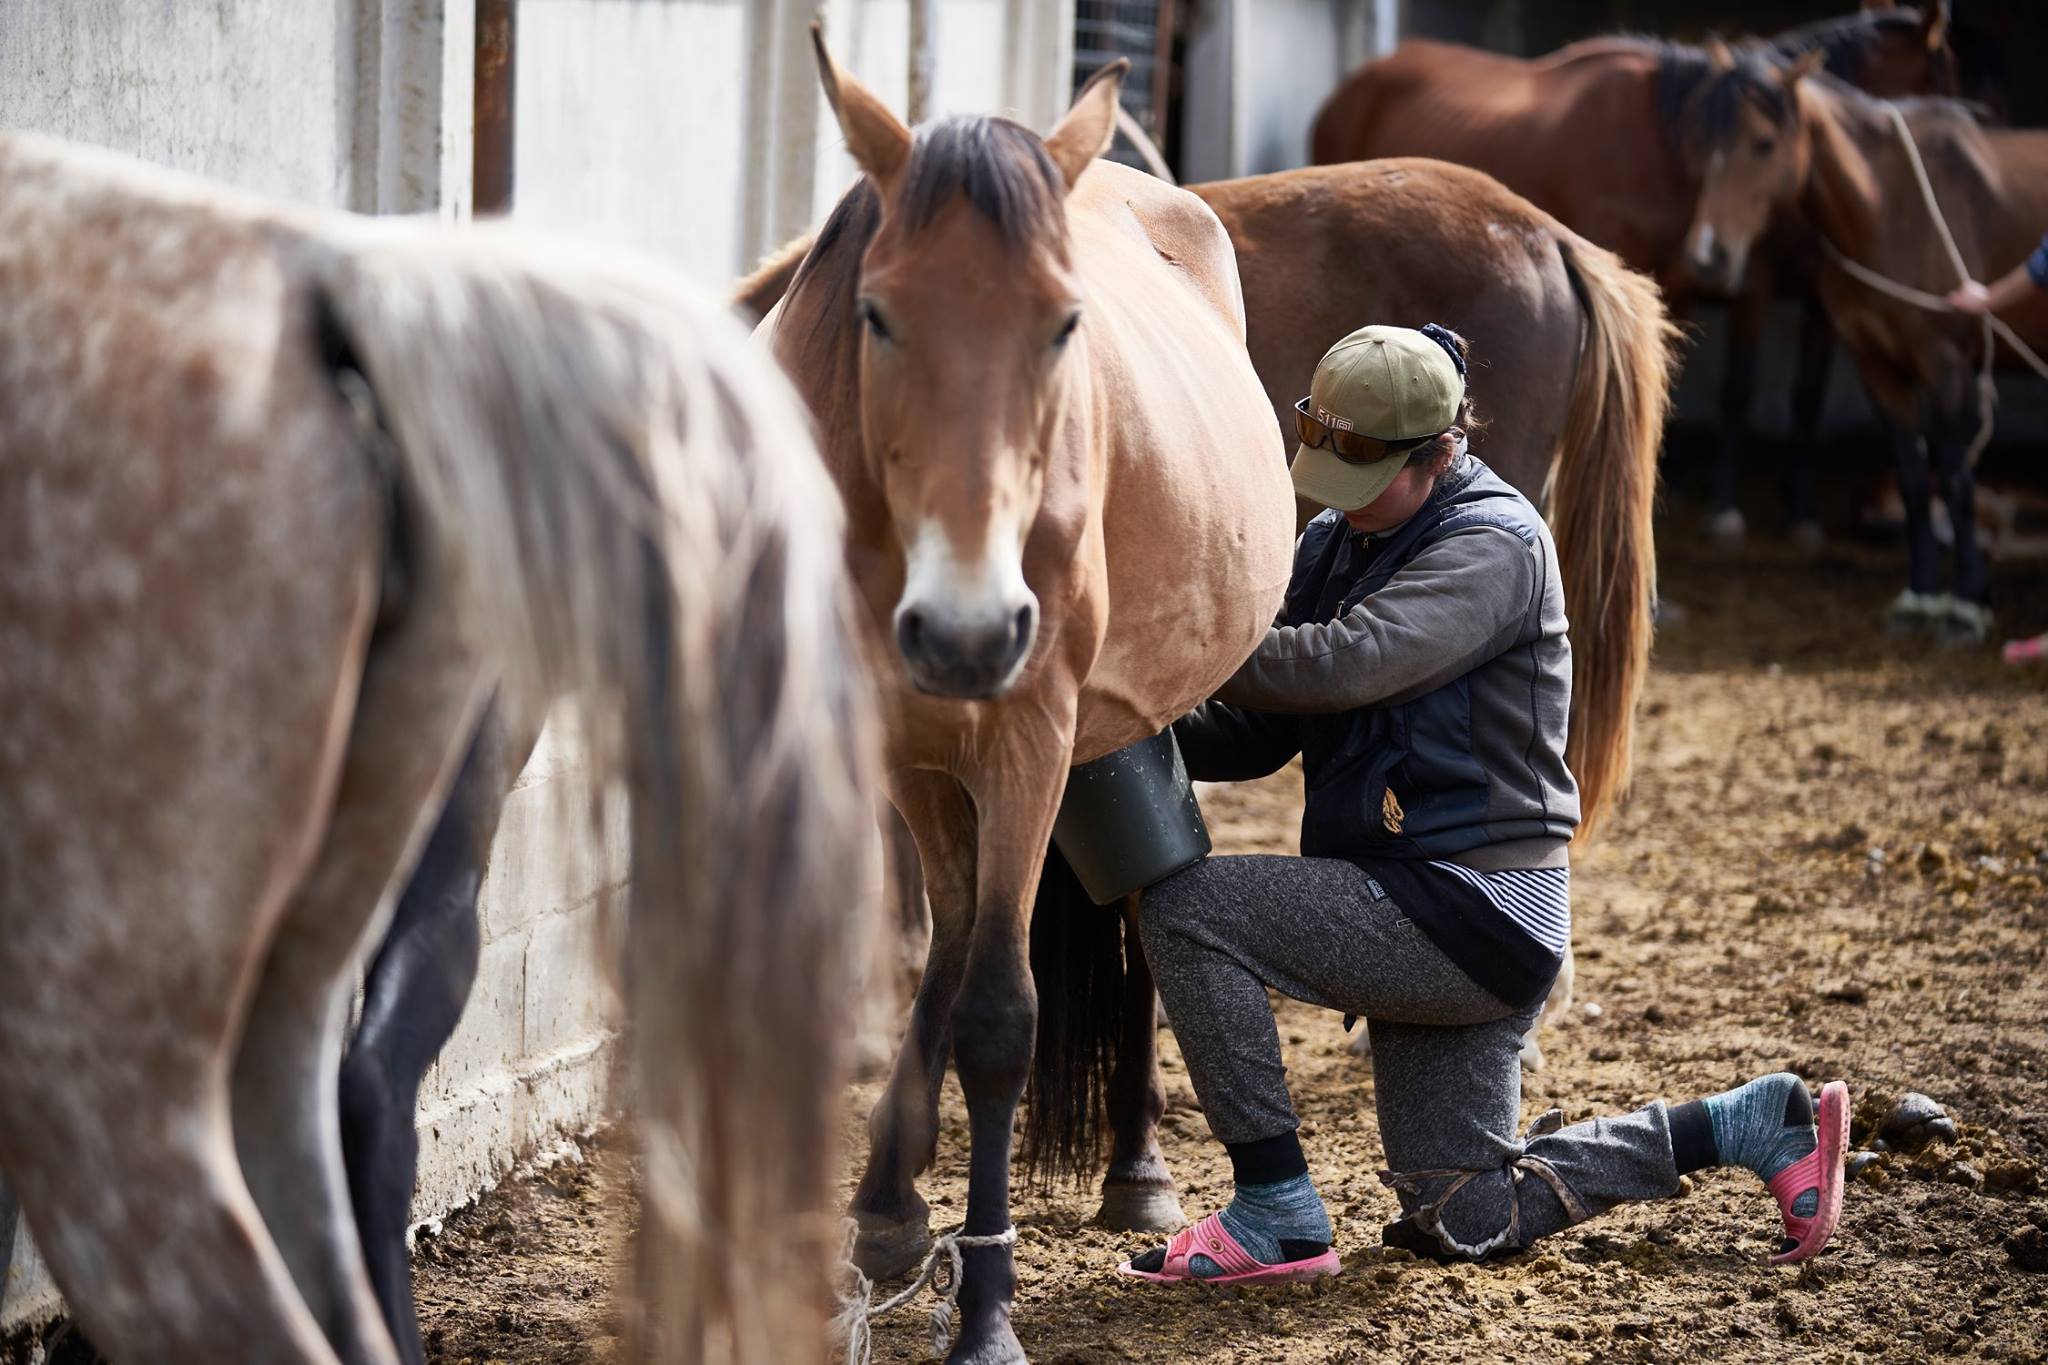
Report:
895,598,1037,699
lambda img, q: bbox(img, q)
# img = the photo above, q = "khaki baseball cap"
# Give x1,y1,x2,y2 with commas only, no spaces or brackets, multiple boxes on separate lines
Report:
1291,325,1464,511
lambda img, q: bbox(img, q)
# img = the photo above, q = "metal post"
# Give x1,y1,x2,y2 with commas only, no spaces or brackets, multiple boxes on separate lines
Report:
472,0,515,214
908,0,937,124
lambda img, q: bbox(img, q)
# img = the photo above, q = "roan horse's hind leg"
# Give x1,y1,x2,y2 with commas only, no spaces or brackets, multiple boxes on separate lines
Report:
849,772,977,1279
231,570,485,1365
1097,894,1185,1232
339,710,517,1365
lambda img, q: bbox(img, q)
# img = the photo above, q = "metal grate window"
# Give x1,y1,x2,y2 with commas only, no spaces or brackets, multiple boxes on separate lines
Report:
1074,0,1175,170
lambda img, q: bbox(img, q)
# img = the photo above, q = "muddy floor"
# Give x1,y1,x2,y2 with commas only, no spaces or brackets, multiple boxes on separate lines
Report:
394,504,2048,1364
11,489,2044,1365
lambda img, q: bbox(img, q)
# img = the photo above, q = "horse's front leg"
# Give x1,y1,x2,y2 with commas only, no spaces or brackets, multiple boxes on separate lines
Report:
1886,418,1945,635
1706,275,1770,543
1098,893,1186,1232
947,748,1069,1365
849,769,977,1280
1928,397,1994,644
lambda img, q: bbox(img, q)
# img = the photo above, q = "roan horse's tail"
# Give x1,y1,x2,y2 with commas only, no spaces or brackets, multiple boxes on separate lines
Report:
1551,232,1680,838
317,227,877,1365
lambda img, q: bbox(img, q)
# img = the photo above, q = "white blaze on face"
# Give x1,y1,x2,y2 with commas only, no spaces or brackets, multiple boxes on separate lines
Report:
1690,222,1719,273
894,515,1039,694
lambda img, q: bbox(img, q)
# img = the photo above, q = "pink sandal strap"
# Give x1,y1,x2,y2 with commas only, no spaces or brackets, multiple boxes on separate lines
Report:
1161,1213,1263,1278
1766,1080,1849,1265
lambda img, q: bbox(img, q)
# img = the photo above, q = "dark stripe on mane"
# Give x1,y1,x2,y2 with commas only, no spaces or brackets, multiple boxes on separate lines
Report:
785,178,881,386
1651,40,1793,156
899,115,1066,248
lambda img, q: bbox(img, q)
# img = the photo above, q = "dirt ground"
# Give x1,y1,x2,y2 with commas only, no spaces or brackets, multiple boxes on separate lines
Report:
392,501,2048,1364
9,488,2045,1365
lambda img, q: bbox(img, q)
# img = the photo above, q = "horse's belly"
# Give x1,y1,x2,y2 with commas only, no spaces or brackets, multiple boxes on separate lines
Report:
1070,425,1296,763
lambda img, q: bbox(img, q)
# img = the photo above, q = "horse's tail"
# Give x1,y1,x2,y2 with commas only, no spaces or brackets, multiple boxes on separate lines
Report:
316,225,878,1365
1552,231,1679,840
1020,844,1126,1184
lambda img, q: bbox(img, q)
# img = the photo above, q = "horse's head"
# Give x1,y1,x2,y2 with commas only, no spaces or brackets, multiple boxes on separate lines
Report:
811,30,1124,700
1678,40,1823,294
1843,2,1956,101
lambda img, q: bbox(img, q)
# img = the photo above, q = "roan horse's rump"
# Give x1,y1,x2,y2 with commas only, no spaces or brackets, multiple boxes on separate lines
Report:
0,133,875,1365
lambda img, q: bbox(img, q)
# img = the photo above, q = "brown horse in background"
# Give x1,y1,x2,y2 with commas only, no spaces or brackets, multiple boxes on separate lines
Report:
0,133,874,1365
1761,77,2048,638
766,32,1296,1364
1192,158,1677,842
1310,7,1958,543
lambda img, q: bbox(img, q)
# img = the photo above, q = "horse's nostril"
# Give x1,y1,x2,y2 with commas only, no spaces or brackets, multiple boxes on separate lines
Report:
1011,604,1036,648
897,608,927,659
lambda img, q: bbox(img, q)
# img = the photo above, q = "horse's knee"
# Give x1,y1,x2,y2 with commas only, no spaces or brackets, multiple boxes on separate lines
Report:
949,972,1035,1098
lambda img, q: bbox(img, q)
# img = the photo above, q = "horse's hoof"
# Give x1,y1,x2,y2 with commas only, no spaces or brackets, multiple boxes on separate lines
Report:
946,1315,1027,1365
851,1211,931,1282
1098,1179,1186,1233
1703,507,1746,545
1788,521,1824,554
1518,1036,1546,1073
1941,600,1993,648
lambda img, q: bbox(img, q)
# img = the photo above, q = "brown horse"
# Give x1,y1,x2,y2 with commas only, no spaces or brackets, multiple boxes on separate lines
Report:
767,33,1295,1364
1308,7,1958,542
1762,77,2048,638
0,134,875,1364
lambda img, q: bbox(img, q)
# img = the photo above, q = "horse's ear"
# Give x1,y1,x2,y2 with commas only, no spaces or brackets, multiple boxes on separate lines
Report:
812,24,911,197
1044,59,1130,190
1704,38,1736,72
1780,46,1826,87
1920,0,1950,52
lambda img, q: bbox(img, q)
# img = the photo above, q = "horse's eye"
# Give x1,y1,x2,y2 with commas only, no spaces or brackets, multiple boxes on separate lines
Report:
858,300,893,344
1052,311,1081,350
1753,136,1777,156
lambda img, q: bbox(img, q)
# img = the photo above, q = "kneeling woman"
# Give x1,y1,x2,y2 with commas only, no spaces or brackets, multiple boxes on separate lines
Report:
1122,324,1847,1283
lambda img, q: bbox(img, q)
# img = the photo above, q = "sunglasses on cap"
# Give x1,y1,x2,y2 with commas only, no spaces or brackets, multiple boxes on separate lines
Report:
1294,397,1439,466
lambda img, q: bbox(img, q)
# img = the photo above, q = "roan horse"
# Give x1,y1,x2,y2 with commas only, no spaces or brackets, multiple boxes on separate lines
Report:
766,35,1295,1364
0,133,875,1364
1752,75,2048,639
1309,6,1959,543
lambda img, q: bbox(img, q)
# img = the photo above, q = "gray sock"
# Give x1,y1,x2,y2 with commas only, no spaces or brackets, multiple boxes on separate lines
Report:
1704,1072,1819,1216
1190,1173,1332,1277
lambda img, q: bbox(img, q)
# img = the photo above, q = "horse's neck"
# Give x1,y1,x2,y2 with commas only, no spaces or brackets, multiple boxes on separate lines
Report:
1802,84,1890,265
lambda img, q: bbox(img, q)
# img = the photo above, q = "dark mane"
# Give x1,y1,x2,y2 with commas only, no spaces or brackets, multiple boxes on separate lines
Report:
1651,40,1794,156
784,177,882,382
1768,8,1931,84
900,115,1066,248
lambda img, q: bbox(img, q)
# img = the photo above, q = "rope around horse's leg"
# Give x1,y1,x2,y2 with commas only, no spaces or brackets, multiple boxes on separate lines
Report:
833,1220,1020,1364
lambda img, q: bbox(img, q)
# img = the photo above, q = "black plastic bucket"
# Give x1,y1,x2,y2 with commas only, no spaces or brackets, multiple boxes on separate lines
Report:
1051,728,1212,906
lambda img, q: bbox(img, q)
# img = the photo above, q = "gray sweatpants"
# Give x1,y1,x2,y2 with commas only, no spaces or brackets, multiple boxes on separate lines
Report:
1140,853,1682,1257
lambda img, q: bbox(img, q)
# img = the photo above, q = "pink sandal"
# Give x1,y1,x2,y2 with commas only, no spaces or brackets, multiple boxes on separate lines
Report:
1116,1212,1342,1285
1768,1079,1850,1265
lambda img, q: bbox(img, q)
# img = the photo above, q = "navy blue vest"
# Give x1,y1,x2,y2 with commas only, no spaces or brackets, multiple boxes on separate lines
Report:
1287,457,1563,862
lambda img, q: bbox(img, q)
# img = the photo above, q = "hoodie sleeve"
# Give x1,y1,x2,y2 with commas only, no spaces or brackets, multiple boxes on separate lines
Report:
1212,524,1537,715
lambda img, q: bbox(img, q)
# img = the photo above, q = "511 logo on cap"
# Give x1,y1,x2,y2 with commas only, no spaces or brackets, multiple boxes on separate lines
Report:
1314,403,1355,432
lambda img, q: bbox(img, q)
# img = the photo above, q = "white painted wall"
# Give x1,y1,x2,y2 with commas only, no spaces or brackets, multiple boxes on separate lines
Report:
0,0,361,207
1180,0,1386,182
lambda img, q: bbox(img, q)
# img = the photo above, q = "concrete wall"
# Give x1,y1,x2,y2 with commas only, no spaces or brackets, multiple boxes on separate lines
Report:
1179,0,1384,182
515,0,1076,290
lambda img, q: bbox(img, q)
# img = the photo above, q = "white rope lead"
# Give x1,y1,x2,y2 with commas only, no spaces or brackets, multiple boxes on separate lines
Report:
1817,102,2048,477
832,1221,1019,1365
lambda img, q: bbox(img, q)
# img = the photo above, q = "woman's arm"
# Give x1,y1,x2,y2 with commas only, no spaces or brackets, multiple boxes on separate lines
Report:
1212,525,1538,714
1947,233,2048,315
1173,702,1302,782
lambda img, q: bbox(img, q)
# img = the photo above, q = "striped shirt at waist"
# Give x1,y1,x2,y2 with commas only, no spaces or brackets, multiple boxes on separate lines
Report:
1427,861,1571,957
